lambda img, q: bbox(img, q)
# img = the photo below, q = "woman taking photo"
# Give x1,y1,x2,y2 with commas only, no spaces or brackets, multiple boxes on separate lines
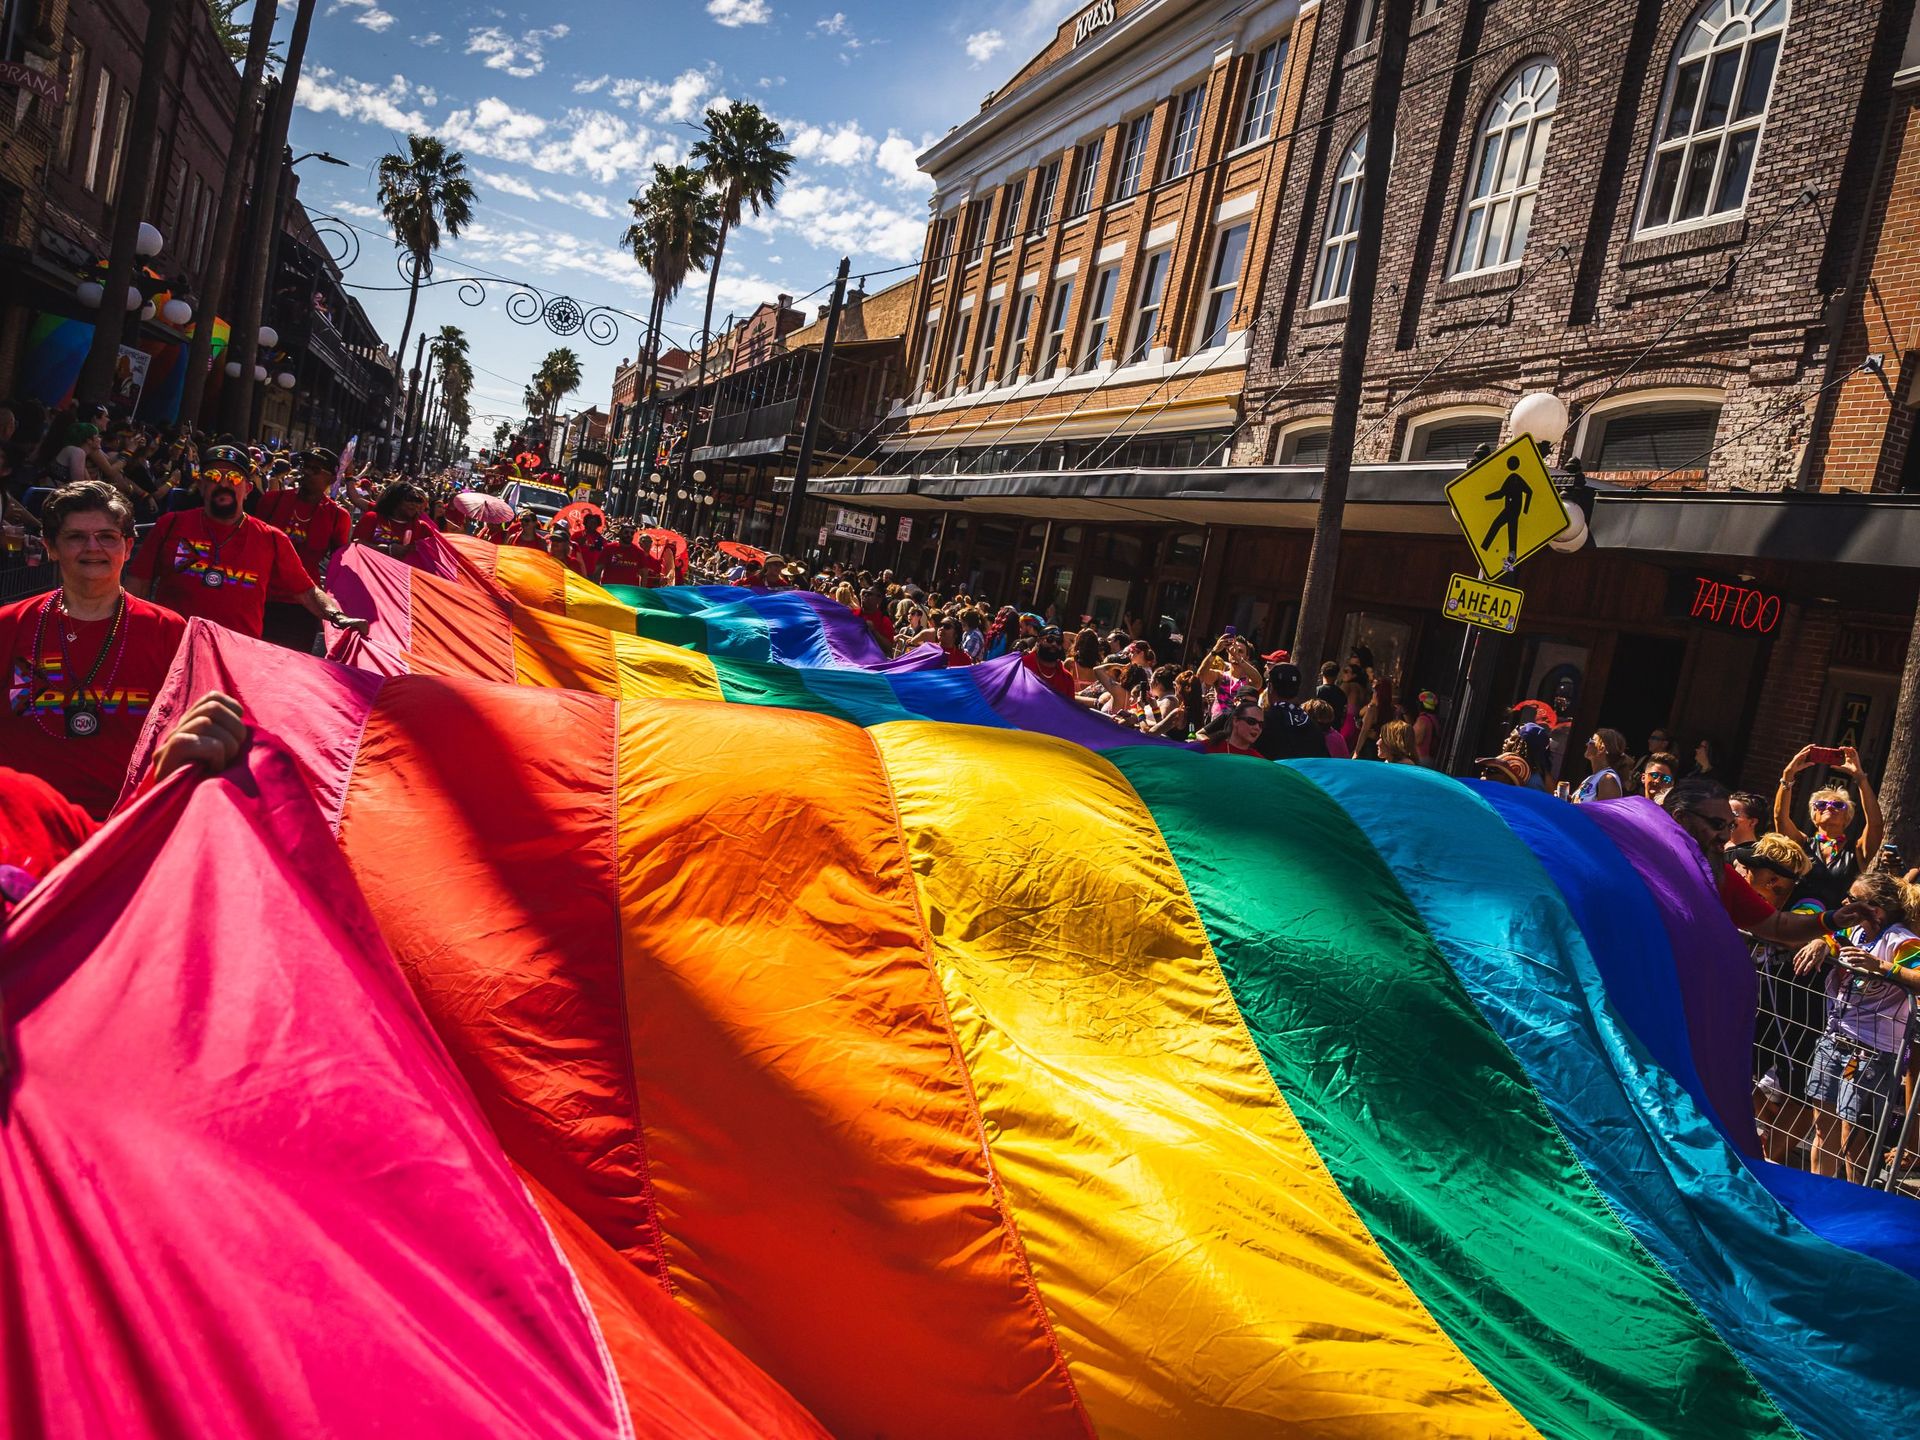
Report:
1773,745,1883,909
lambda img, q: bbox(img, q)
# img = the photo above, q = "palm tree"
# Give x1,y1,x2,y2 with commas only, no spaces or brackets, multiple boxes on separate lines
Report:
493,421,511,450
621,163,721,413
378,133,476,459
689,101,793,392
539,347,583,421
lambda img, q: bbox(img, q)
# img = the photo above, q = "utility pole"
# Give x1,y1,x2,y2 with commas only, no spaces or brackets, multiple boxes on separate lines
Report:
76,0,182,406
180,0,276,425
226,0,318,435
1290,0,1414,676
780,256,849,556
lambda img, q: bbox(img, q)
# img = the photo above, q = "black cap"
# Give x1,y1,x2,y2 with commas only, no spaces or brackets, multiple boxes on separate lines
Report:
299,447,339,471
199,443,252,473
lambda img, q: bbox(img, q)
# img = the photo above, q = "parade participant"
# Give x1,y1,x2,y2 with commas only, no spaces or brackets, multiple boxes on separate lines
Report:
1662,778,1843,948
546,523,581,575
0,691,249,920
1377,719,1421,765
572,512,611,576
2,480,190,818
353,480,436,556
1792,872,1919,1181
1728,790,1769,846
1574,728,1630,802
859,586,894,648
1732,833,1825,1165
124,444,368,643
1254,661,1325,761
510,508,547,548
1201,698,1267,756
593,526,647,587
255,449,353,653
1638,752,1680,804
1021,625,1078,701
935,617,973,667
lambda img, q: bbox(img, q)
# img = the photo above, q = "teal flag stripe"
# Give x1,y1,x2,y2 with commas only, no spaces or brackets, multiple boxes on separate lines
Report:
1110,749,1793,1440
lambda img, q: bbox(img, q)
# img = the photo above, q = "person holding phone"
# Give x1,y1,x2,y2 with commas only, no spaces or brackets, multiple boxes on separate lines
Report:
1774,744,1883,909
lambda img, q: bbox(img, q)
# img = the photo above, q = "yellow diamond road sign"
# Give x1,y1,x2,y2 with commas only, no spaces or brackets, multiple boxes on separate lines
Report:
1443,435,1570,576
1443,572,1524,633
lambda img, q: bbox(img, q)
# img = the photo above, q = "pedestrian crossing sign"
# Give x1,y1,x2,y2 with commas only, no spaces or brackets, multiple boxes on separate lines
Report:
1443,435,1570,576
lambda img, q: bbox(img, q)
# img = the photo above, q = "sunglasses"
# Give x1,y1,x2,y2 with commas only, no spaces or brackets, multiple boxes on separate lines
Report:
1643,773,1673,785
203,469,248,486
1235,715,1264,728
1682,809,1732,835
1812,799,1851,812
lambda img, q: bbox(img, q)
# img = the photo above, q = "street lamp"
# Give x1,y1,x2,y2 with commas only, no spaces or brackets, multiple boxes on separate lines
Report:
135,222,164,257
1509,391,1570,451
258,325,279,349
292,151,351,168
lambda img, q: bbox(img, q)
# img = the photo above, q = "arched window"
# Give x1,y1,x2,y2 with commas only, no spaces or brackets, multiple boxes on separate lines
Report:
1450,62,1558,277
1638,0,1788,234
1313,129,1367,306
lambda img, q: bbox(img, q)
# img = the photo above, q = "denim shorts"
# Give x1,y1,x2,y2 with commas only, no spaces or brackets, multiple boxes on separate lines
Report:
1805,1034,1897,1127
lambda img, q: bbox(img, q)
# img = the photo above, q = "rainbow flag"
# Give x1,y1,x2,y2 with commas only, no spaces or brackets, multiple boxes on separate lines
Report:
439,533,904,668
89,617,1919,1440
331,544,1166,751
1,736,820,1438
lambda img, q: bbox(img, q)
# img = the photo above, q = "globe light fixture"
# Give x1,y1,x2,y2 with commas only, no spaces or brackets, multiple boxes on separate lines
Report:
225,361,243,378
139,301,156,321
161,297,193,326
693,468,708,485
253,365,268,383
125,286,144,312
276,372,296,389
76,280,104,308
257,324,279,349
134,222,164,257
676,488,688,501
1508,391,1570,450
1547,503,1590,553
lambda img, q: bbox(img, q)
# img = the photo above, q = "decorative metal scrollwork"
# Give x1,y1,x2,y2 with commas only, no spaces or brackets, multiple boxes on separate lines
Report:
313,211,663,351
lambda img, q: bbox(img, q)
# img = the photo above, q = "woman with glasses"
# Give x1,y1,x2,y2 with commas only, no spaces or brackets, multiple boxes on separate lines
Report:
1201,699,1266,756
1774,744,1884,909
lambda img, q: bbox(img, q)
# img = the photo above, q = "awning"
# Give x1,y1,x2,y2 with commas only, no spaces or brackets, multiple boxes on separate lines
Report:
804,464,1920,569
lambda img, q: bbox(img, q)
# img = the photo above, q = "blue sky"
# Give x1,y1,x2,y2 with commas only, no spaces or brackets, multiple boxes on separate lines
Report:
281,0,1079,438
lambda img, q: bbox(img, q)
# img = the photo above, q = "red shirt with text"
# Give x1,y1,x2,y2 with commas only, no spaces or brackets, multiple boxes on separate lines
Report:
256,490,352,577
126,511,316,638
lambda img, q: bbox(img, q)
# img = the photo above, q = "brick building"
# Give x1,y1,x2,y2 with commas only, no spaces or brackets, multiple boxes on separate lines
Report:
1215,0,1920,785
837,0,1310,619
0,0,249,417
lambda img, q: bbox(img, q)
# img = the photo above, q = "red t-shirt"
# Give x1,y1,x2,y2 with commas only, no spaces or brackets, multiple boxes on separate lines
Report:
2,592,188,819
863,610,896,648
1719,865,1776,931
0,766,98,917
127,510,317,639
1021,650,1078,700
512,523,547,548
255,490,351,576
940,644,974,667
352,511,436,555
1203,739,1263,756
594,542,649,587
572,535,611,575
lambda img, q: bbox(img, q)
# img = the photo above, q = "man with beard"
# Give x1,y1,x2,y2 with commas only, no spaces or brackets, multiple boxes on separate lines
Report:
1022,625,1078,700
124,444,369,642
1661,777,1848,947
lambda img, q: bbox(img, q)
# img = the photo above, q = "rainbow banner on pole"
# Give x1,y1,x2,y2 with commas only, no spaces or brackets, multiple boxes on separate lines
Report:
48,616,1909,1439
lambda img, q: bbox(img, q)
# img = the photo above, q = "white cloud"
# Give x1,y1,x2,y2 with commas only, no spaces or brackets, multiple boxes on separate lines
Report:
876,131,931,191
331,199,386,220
472,167,540,201
474,168,618,219
744,180,926,262
296,68,430,130
573,73,610,94
465,23,570,79
787,119,876,168
606,66,719,124
411,31,443,47
965,29,1006,65
455,222,652,298
813,11,867,62
329,0,395,34
707,0,771,27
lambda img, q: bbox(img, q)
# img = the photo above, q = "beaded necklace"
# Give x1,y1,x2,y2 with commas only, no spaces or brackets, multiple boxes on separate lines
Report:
29,590,126,740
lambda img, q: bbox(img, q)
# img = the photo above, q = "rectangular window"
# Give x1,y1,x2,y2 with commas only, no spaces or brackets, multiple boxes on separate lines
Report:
996,177,1027,246
1124,251,1170,364
1166,85,1205,178
1198,223,1250,349
930,215,955,279
973,301,1002,391
1003,293,1036,383
1238,40,1287,148
1038,281,1074,375
1029,159,1060,236
1079,266,1119,371
1114,114,1152,200
959,203,988,266
944,313,972,396
82,71,110,192
59,41,88,166
103,89,132,204
1067,137,1104,217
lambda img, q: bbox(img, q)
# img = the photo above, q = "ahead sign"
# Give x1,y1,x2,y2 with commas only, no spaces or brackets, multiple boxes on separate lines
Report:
1443,572,1524,634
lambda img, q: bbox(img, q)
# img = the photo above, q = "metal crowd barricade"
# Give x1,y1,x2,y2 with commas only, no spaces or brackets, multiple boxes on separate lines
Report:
1750,941,1919,1196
